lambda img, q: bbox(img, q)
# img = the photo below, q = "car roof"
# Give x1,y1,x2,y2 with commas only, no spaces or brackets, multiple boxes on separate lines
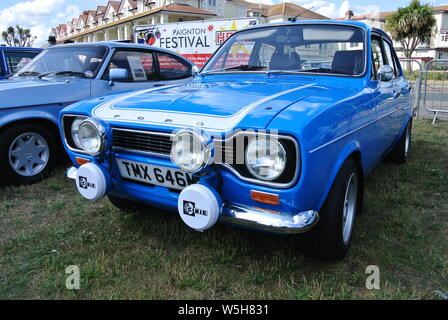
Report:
46,41,192,64
246,19,371,30
234,20,393,44
0,46,42,51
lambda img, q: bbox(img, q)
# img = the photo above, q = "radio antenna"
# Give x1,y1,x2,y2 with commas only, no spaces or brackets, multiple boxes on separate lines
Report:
291,6,314,22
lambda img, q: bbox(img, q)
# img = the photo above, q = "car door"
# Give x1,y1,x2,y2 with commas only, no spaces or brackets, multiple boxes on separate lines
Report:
371,35,400,155
383,40,413,129
91,49,164,97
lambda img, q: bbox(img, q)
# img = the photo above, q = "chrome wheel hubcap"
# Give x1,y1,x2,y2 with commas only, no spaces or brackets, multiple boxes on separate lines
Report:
342,173,358,245
8,132,49,177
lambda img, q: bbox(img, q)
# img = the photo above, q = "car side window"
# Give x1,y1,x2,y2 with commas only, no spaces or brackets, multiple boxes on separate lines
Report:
371,37,384,79
5,51,39,74
105,50,156,82
383,41,397,78
156,52,192,80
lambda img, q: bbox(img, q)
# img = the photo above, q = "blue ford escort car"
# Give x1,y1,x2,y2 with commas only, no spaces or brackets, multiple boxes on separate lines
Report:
61,21,413,260
0,42,195,184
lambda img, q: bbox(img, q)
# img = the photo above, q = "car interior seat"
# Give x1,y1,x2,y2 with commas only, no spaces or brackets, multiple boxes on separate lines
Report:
332,50,364,75
269,50,301,71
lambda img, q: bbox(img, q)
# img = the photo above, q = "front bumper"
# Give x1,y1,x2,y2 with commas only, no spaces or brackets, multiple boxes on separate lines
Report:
221,204,319,234
67,166,319,234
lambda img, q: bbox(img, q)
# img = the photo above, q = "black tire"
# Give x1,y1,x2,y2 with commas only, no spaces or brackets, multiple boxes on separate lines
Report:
300,158,363,261
0,122,57,185
108,194,146,213
386,119,412,164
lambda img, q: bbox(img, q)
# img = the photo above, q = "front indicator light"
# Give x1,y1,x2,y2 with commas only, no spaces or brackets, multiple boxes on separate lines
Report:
251,190,280,205
75,157,90,166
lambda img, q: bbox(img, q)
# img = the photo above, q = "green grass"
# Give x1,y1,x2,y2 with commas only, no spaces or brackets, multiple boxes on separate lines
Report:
0,119,447,300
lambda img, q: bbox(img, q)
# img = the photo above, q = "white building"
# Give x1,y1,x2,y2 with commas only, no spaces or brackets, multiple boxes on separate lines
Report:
51,0,248,43
248,2,327,23
51,1,327,44
340,6,448,63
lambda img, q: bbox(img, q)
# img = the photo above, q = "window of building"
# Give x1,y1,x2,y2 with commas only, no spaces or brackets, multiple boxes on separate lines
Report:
438,52,448,59
208,0,216,6
441,32,448,42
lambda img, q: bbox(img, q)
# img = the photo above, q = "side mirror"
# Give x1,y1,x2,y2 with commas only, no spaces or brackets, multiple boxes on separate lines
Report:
378,65,394,83
109,68,129,86
191,65,199,78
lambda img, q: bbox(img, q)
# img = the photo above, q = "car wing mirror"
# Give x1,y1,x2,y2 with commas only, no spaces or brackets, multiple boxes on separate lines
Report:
109,68,129,86
378,65,394,82
191,65,199,78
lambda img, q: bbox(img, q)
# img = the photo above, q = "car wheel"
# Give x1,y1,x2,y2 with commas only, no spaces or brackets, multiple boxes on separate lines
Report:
108,194,146,213
386,119,412,164
301,158,363,261
0,123,57,185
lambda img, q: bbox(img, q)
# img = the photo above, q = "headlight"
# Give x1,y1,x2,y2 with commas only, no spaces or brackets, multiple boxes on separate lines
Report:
77,118,106,155
171,130,213,173
71,118,84,149
245,137,286,181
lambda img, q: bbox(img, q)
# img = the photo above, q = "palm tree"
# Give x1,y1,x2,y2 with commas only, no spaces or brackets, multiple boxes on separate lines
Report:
1,25,37,47
385,0,436,60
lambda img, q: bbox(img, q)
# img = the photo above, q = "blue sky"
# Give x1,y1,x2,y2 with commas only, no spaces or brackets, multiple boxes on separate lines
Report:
1,0,447,46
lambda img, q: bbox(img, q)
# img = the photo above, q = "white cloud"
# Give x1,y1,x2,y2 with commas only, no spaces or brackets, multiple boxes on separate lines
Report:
338,0,350,17
0,0,80,46
291,0,381,18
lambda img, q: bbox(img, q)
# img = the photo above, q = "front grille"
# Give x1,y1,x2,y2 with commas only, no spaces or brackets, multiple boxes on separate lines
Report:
214,141,235,164
112,128,173,156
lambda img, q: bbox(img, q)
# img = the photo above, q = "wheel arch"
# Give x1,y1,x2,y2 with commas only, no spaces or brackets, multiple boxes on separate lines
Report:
0,114,60,142
316,142,365,212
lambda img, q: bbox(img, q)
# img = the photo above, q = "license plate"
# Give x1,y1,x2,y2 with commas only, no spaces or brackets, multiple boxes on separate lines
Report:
116,159,195,190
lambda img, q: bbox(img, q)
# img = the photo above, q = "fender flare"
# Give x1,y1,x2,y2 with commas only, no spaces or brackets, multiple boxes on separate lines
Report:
0,108,59,131
315,140,364,211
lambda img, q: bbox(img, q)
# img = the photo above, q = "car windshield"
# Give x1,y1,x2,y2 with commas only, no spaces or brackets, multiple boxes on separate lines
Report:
14,46,107,79
202,24,366,76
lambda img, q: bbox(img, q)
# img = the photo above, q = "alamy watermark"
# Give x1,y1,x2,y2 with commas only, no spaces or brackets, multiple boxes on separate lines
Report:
365,265,380,290
65,265,80,290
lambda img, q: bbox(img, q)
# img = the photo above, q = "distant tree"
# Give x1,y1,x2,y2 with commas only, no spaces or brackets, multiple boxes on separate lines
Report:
385,0,436,60
1,25,37,47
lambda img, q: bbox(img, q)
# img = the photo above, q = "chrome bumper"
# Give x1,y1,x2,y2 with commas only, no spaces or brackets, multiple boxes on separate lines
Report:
220,204,319,234
67,165,318,233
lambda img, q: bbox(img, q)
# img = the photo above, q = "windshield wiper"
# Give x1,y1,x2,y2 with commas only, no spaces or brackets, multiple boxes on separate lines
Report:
201,65,267,76
16,71,42,77
222,65,267,71
38,71,88,79
301,68,352,75
266,70,303,76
